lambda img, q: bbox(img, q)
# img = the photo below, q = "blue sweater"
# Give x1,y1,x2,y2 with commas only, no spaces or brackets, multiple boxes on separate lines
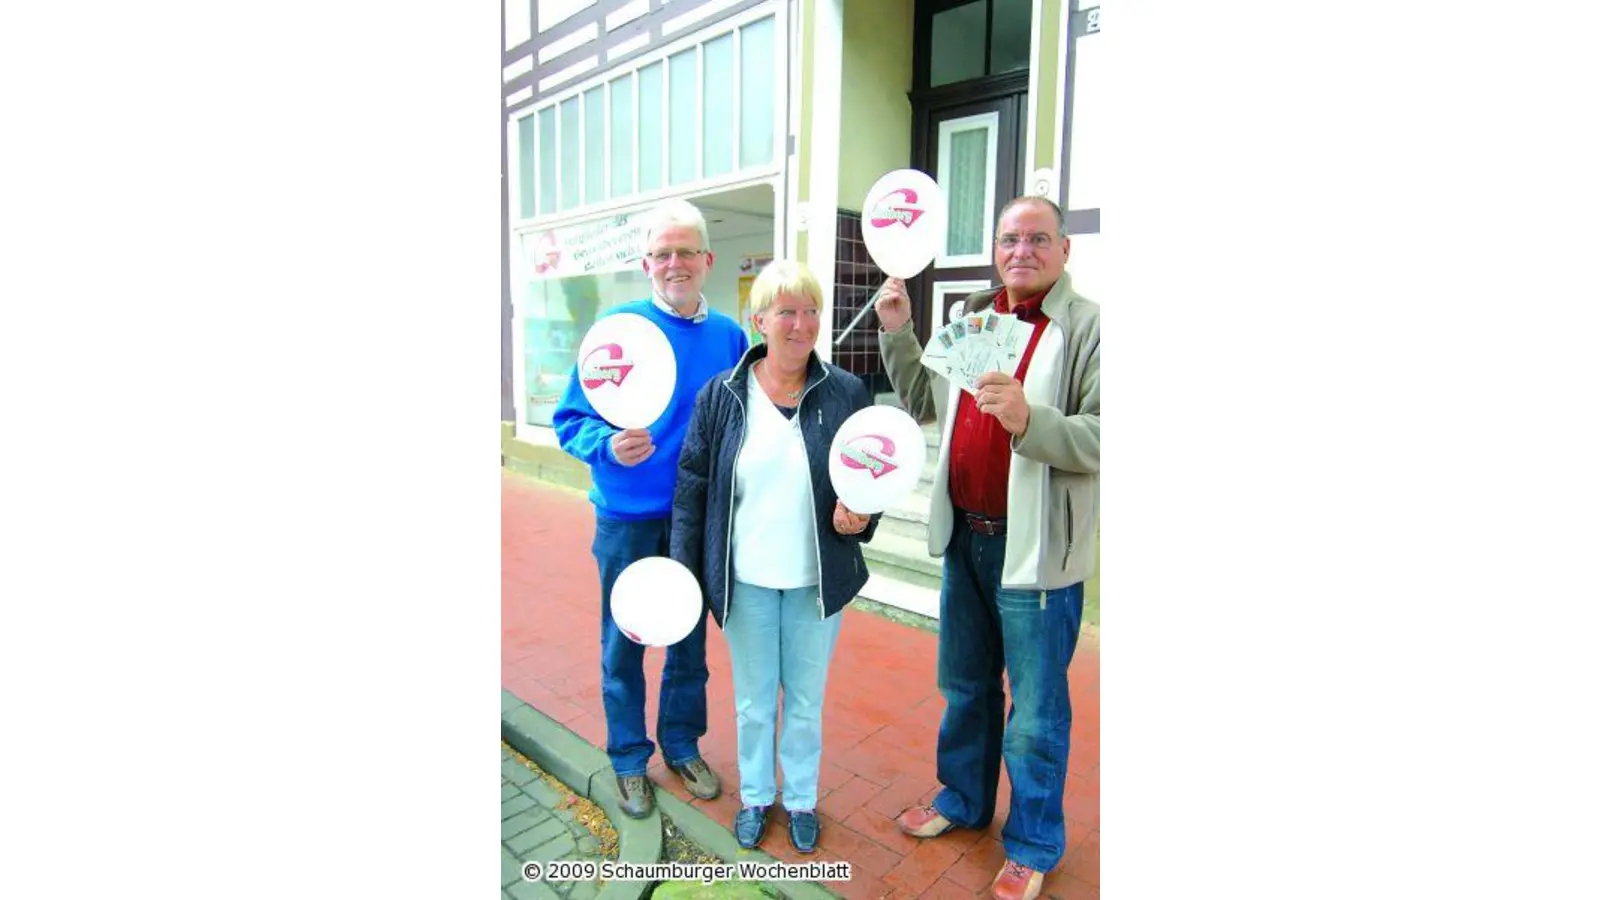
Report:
553,299,749,521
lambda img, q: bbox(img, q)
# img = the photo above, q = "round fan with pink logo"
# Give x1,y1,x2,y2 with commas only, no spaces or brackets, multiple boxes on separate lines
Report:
575,312,677,429
827,405,927,515
611,556,703,647
861,169,948,279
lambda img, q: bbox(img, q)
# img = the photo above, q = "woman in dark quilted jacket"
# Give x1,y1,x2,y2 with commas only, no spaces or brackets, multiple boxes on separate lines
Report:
671,260,882,855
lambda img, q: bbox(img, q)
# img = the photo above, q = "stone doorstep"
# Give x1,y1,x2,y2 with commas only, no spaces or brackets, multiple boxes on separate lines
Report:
860,531,942,582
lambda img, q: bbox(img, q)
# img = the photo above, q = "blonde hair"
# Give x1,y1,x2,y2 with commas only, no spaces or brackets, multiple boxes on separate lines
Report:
748,259,824,318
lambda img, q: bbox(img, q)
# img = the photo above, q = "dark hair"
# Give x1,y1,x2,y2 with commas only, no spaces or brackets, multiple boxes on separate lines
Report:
995,196,1066,237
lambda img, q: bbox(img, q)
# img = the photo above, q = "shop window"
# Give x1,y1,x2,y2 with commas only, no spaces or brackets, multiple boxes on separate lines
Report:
520,268,648,426
516,212,653,427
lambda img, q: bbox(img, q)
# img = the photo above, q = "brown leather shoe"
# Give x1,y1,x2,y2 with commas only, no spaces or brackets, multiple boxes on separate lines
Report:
667,757,722,800
895,805,955,838
990,859,1044,900
615,774,655,819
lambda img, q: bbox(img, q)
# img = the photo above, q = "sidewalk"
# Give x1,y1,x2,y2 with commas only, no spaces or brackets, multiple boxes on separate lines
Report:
502,471,1099,900
503,742,613,900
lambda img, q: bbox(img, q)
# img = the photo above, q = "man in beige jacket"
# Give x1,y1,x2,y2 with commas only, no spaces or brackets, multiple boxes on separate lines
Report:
874,196,1099,900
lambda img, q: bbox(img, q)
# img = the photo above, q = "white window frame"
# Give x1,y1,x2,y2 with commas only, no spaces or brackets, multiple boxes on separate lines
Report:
507,2,782,231
932,279,994,329
935,111,1000,268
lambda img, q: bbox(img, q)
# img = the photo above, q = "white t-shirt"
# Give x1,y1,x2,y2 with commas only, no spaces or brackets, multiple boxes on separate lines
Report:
731,374,820,589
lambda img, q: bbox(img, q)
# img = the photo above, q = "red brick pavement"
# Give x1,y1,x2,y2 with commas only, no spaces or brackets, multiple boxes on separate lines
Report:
502,471,1100,899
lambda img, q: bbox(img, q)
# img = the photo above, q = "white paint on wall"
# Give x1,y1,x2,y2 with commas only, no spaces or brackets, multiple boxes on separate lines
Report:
539,55,600,92
1065,231,1104,302
607,32,650,63
538,0,597,33
506,0,532,49
1066,24,1103,212
663,0,748,36
606,0,650,31
504,55,534,82
539,21,599,63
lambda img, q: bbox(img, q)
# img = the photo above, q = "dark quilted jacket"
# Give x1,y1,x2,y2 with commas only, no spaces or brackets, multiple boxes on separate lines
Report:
670,343,880,627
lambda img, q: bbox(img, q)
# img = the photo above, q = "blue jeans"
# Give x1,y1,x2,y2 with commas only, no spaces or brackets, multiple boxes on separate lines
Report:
931,522,1085,873
721,581,843,811
592,516,710,776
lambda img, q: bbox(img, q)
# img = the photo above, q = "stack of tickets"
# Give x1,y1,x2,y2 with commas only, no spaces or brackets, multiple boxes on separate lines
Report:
919,309,1036,396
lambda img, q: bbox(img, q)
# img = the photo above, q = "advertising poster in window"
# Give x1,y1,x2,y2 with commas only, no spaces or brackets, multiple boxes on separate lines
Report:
736,254,773,344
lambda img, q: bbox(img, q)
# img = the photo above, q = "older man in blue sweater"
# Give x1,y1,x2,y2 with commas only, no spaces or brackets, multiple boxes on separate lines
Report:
553,199,749,818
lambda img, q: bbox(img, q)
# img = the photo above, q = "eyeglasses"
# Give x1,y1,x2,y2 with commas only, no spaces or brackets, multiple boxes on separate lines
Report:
995,233,1059,250
647,248,707,264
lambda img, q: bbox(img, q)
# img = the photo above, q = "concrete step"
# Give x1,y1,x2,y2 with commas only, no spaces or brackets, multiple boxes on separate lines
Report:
879,483,931,541
856,570,941,620
861,394,944,619
861,528,942,586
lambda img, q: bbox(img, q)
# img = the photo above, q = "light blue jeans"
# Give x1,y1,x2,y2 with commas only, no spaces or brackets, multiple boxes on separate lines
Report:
722,581,844,811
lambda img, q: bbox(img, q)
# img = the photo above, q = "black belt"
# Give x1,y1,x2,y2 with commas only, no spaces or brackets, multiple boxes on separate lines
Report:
957,508,1007,536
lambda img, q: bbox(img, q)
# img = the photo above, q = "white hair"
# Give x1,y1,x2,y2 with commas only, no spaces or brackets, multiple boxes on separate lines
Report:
643,198,711,252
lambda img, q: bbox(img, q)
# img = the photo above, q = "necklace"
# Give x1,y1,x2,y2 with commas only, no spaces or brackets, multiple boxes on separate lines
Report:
759,360,802,401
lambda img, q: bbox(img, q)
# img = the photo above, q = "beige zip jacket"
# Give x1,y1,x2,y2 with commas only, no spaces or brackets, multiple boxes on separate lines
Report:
878,272,1100,590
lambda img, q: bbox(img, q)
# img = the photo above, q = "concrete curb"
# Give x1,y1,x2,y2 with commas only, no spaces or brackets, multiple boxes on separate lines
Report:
652,791,840,900
503,690,839,900
503,691,663,900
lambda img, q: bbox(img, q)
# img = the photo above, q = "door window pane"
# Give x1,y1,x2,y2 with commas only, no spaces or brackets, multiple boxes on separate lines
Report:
609,76,634,197
584,86,605,205
560,97,581,210
668,49,698,185
930,1,985,87
990,0,1032,75
637,62,663,192
702,34,734,179
739,17,775,167
946,128,989,255
937,110,998,262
